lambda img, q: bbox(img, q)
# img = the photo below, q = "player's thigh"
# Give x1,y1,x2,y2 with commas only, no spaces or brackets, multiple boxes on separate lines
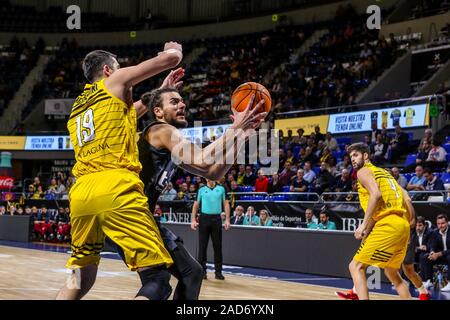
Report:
99,190,173,271
66,214,105,269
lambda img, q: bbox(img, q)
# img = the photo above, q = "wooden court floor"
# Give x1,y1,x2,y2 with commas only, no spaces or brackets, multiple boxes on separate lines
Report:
0,245,396,300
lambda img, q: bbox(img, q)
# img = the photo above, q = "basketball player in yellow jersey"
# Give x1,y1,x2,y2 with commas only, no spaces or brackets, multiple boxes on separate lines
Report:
56,42,184,300
347,143,411,300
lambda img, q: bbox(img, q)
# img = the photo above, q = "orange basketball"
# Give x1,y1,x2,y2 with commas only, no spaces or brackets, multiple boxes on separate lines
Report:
231,82,272,114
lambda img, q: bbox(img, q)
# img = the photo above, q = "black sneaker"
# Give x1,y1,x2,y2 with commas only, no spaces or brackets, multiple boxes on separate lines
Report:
203,273,207,280
215,273,225,280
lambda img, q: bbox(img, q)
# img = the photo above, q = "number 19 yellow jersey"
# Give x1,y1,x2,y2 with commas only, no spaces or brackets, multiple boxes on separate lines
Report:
67,79,141,178
357,163,406,221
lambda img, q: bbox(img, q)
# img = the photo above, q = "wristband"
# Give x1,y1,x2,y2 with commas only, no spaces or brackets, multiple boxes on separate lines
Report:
163,48,183,62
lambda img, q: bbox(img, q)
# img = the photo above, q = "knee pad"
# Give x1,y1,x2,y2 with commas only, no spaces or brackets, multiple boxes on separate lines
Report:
137,267,172,300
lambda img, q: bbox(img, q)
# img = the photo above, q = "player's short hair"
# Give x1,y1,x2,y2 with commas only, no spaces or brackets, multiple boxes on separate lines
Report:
347,143,370,156
82,50,117,83
141,88,179,120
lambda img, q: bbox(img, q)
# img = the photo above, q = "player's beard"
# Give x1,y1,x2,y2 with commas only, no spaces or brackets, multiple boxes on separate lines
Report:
164,109,188,129
352,158,364,171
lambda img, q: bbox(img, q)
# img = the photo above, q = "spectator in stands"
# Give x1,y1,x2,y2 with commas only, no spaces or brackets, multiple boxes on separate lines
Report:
279,161,296,186
314,126,325,144
286,149,298,166
34,185,45,199
406,139,432,172
322,147,337,172
317,211,337,230
419,129,433,150
26,184,35,199
188,184,198,201
179,182,189,195
302,161,316,184
236,165,246,185
24,206,31,215
231,205,245,225
336,154,352,174
334,169,352,193
411,216,432,268
278,148,287,169
258,210,273,227
229,180,239,194
290,169,309,192
243,166,256,186
370,123,381,144
8,205,16,215
425,138,447,170
420,214,450,291
315,140,325,159
360,44,372,59
391,167,408,189
268,173,282,193
406,165,426,191
0,206,5,215
16,207,24,215
389,125,409,163
420,169,445,192
55,179,67,199
324,132,339,152
32,176,41,190
254,170,269,193
371,134,386,165
243,206,260,226
159,182,177,201
304,208,318,229
313,162,335,194
291,128,304,145
302,146,318,167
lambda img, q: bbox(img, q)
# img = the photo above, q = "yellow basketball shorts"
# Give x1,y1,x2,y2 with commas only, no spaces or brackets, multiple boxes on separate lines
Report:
66,169,173,271
353,214,410,269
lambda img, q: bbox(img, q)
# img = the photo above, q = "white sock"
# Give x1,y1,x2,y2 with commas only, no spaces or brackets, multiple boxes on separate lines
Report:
417,285,428,294
352,286,357,294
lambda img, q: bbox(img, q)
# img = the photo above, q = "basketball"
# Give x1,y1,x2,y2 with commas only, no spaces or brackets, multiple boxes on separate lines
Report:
231,82,272,114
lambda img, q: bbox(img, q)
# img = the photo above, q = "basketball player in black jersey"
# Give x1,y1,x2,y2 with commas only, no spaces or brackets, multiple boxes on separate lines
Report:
136,81,267,299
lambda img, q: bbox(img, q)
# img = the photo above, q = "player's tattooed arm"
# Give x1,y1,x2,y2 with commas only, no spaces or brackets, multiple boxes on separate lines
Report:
355,168,381,240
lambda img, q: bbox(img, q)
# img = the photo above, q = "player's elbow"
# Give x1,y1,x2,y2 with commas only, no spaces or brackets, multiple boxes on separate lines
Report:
371,190,382,200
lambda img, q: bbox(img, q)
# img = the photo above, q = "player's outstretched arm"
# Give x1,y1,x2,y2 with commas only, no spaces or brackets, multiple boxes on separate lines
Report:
106,42,182,101
148,96,266,181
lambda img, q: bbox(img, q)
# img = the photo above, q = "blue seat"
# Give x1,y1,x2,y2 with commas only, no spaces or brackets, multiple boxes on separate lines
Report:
404,154,417,167
312,166,321,175
441,173,450,184
443,144,450,153
282,185,291,192
293,146,301,156
406,132,413,141
447,154,450,162
336,137,352,145
445,136,450,143
403,173,412,183
273,195,287,201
